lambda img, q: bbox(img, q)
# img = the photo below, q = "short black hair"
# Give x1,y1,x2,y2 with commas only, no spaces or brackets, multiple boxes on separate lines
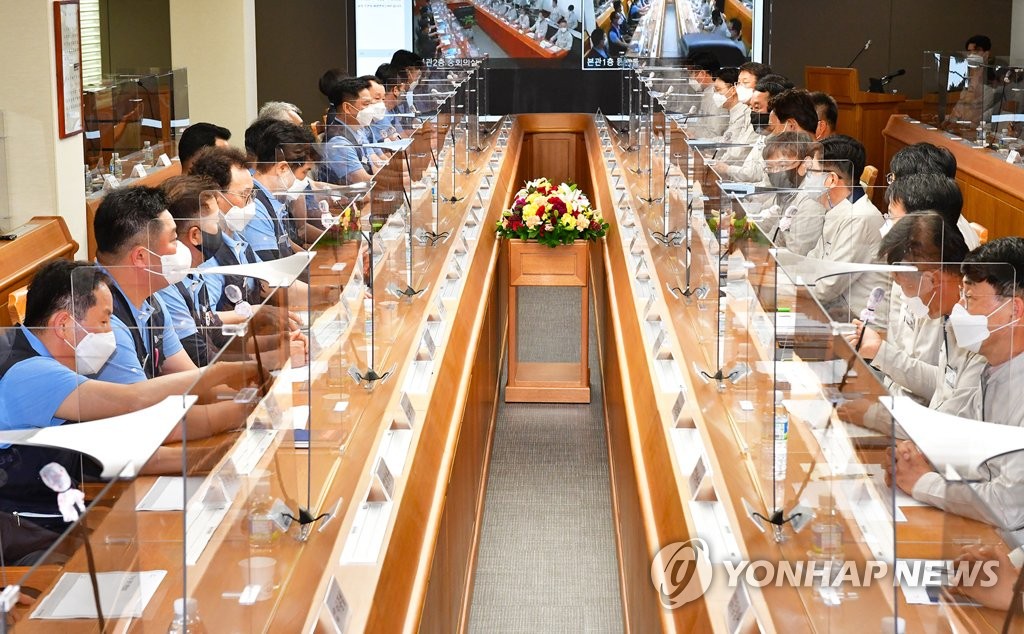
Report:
879,211,968,272
728,17,741,32
93,186,169,258
889,142,957,179
739,61,771,80
190,146,249,189
768,89,818,135
820,134,865,185
161,175,219,236
686,51,721,75
965,34,992,52
390,49,424,70
715,66,739,84
24,260,113,328
331,77,372,108
962,237,1024,299
246,119,318,167
178,123,231,167
376,62,403,90
809,91,838,130
884,174,963,226
590,27,606,47
754,73,793,97
319,68,348,107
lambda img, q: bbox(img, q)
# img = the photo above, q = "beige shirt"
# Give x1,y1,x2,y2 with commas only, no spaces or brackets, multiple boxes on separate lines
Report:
807,192,890,328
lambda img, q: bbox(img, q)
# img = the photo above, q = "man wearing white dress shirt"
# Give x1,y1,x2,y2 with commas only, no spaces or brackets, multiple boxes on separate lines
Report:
806,134,890,328
892,237,1024,537
532,10,551,38
564,4,579,30
711,67,757,162
551,17,573,49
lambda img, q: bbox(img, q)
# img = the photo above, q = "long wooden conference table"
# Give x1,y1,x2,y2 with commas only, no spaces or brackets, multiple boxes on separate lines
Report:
4,109,1016,633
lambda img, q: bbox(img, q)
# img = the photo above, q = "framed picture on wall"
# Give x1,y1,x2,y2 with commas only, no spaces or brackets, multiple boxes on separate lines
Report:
54,0,83,138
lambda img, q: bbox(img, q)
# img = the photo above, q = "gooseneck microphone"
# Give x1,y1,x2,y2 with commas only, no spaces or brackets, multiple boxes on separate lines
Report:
846,39,872,68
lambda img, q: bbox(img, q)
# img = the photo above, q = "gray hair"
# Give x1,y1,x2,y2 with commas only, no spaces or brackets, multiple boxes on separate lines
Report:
257,101,302,123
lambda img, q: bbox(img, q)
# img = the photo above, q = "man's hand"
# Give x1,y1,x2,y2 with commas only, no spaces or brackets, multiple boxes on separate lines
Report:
954,544,1017,611
891,440,933,495
843,318,882,359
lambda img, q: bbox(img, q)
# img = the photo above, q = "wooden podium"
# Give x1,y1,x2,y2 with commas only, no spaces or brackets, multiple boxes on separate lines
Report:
504,239,591,403
805,66,906,181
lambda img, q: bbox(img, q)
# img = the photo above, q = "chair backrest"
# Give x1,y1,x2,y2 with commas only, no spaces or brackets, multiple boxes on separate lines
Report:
7,286,27,325
860,165,879,188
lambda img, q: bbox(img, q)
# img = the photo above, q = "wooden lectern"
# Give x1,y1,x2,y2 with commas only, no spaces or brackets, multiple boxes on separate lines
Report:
0,216,79,326
805,66,906,186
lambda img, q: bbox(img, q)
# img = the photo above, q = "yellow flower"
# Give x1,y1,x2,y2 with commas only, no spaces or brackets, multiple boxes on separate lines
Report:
522,202,538,218
560,214,577,231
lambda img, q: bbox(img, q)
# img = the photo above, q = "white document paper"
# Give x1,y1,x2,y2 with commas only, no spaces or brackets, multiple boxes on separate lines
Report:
0,396,196,478
31,570,167,619
136,476,204,512
196,251,315,287
881,396,1024,477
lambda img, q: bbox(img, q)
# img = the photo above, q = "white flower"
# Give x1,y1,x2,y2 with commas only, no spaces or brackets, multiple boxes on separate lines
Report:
525,214,542,229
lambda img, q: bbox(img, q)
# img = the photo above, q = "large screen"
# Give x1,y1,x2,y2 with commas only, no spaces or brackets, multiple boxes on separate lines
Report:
356,0,415,75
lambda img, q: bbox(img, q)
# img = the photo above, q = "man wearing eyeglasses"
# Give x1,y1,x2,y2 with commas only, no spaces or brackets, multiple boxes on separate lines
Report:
889,237,1024,537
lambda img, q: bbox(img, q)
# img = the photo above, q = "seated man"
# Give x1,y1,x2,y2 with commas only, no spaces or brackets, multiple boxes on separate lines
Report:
757,131,826,256
587,28,610,60
322,76,378,185
809,91,838,140
748,74,793,134
806,134,890,327
891,237,1024,536
517,9,532,30
93,187,196,383
551,16,573,49
0,260,255,531
178,122,231,174
564,3,579,30
532,10,551,39
710,67,758,163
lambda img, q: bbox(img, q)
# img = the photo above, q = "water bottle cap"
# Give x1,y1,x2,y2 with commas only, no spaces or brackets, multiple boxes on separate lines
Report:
172,597,197,616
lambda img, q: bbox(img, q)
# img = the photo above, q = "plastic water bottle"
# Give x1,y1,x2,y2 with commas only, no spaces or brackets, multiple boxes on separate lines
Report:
142,140,154,167
167,598,207,633
110,152,124,179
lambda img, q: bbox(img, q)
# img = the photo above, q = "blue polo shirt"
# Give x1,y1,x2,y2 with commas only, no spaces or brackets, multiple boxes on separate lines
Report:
94,268,184,385
155,269,223,342
242,179,288,254
324,123,374,184
0,327,88,432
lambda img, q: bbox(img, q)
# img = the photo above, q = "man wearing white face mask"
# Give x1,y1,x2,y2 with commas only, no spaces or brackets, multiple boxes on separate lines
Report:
362,76,400,144
244,119,318,262
323,76,377,185
845,214,980,430
93,186,196,382
891,237,1024,535
551,16,573,50
806,135,890,327
0,260,258,530
711,67,758,163
683,52,727,138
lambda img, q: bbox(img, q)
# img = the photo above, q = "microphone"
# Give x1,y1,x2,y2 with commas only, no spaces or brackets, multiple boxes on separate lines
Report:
880,68,906,85
860,286,886,325
870,68,906,92
846,39,871,68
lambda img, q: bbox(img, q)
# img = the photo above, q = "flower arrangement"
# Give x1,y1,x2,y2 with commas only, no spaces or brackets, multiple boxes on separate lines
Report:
495,178,608,247
317,202,362,246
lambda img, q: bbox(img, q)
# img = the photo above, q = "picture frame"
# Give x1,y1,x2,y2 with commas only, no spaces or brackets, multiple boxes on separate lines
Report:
54,0,83,138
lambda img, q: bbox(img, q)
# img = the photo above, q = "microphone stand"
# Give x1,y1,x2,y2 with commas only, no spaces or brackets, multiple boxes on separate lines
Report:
846,40,870,68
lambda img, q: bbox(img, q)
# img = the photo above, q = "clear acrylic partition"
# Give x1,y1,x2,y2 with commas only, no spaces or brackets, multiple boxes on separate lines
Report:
883,263,1021,631
83,68,189,189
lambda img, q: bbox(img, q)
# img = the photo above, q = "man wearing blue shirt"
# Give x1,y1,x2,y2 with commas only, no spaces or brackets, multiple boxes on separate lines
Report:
93,186,197,383
323,77,378,185
0,260,253,528
375,63,411,138
242,119,318,262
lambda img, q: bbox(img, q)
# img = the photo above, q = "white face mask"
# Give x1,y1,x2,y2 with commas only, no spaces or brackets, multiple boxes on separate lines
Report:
145,240,191,284
966,53,985,66
355,105,375,127
903,274,935,319
689,79,702,92
949,300,1017,353
735,85,754,104
801,170,829,192
289,176,311,193
224,200,257,232
711,91,728,109
879,218,894,237
64,321,117,375
369,102,387,122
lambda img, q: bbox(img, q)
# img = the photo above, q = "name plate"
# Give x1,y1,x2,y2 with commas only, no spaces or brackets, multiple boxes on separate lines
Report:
400,392,417,428
374,457,395,501
671,391,687,422
157,153,172,167
419,328,437,360
130,163,147,179
651,327,666,357
324,575,350,634
725,584,751,634
688,453,707,495
103,174,120,189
